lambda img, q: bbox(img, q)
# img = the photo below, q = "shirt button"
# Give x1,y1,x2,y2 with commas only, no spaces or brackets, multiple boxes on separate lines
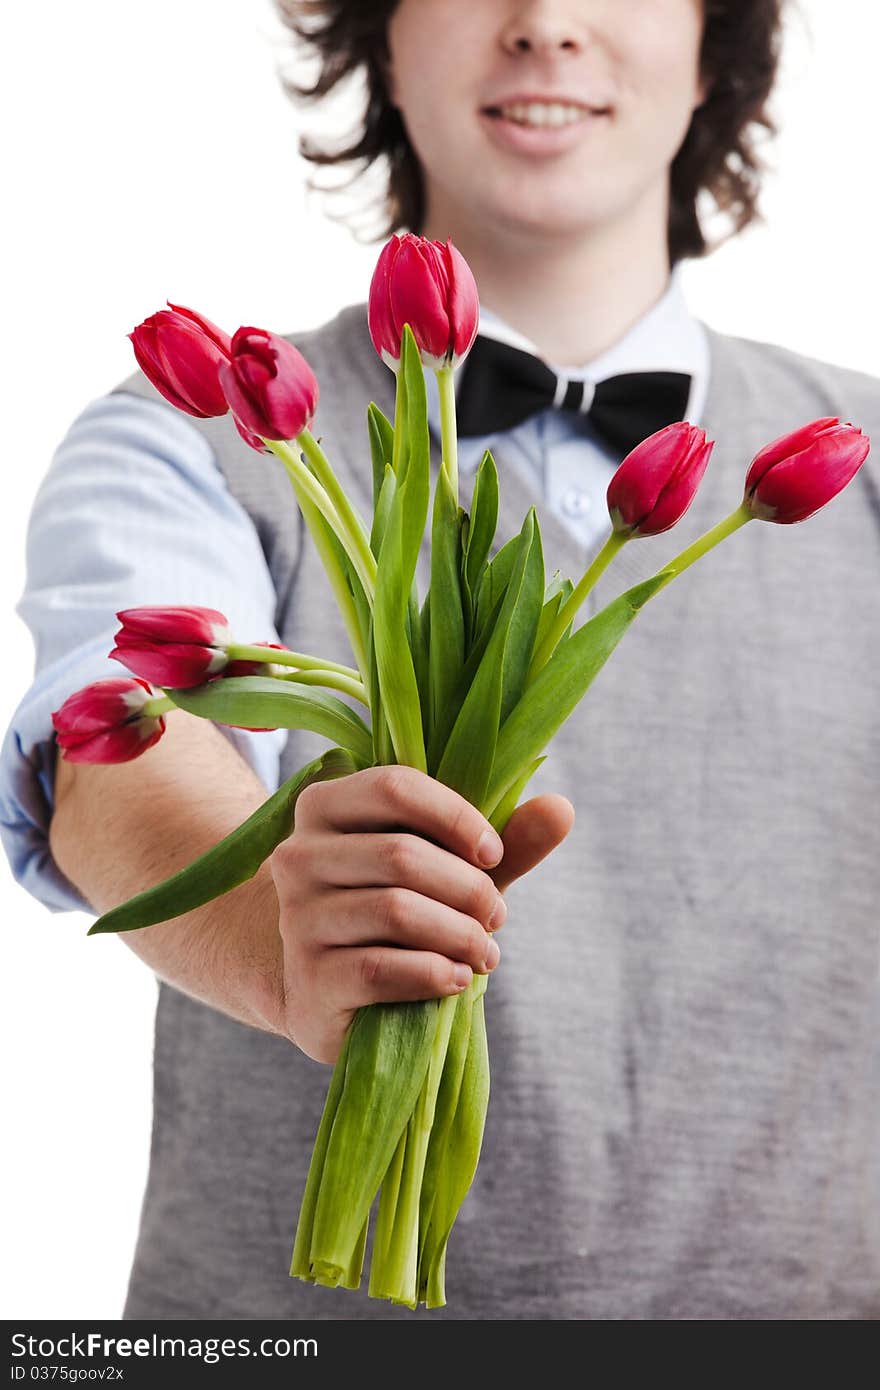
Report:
560,487,591,519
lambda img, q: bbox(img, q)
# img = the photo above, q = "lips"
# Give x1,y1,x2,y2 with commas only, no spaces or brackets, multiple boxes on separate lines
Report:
481,94,613,117
476,88,614,157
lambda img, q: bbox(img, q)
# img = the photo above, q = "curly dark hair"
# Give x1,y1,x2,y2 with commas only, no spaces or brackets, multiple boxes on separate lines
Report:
274,0,785,265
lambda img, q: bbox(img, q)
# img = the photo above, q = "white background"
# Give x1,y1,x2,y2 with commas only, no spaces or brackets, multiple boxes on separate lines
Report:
2,0,877,1319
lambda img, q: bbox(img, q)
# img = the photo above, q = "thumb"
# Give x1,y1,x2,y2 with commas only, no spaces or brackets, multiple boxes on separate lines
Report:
487,793,575,895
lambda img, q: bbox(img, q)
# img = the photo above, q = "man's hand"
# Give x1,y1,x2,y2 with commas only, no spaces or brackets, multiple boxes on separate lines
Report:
50,710,574,1064
270,764,574,1063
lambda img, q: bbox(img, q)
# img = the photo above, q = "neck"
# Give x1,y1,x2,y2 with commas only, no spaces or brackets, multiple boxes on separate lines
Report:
421,187,672,367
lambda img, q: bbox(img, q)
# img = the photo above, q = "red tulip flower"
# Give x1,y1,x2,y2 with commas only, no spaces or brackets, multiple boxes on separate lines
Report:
218,328,319,445
129,302,232,418
368,234,479,371
743,417,871,523
52,677,166,764
110,605,233,688
607,422,714,537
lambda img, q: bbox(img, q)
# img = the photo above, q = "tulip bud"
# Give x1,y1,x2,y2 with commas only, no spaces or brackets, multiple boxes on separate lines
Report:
218,328,319,444
52,677,166,764
607,422,714,537
368,233,479,371
129,302,232,418
743,417,871,523
110,605,232,688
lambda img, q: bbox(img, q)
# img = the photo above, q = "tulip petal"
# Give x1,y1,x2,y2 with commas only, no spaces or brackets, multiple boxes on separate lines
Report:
222,329,318,440
115,605,230,644
745,416,840,492
607,423,711,535
110,640,226,688
748,429,870,523
165,301,232,356
391,238,452,361
129,306,231,418
58,719,165,763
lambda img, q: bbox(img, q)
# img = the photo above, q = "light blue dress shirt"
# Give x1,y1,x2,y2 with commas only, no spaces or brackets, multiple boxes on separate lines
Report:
0,271,708,913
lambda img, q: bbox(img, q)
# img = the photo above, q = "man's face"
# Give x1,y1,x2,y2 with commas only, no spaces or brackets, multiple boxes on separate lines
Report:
384,0,707,244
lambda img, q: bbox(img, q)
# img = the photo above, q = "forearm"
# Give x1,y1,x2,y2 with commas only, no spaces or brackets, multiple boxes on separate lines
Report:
49,708,285,1035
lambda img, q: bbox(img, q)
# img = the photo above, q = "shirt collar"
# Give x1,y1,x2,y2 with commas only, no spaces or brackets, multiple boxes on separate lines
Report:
425,266,710,453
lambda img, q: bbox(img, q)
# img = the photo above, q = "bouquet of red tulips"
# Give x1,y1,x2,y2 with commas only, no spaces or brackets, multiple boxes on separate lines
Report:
53,234,871,1309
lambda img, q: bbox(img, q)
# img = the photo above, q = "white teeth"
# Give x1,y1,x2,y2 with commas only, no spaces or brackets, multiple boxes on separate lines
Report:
496,101,590,128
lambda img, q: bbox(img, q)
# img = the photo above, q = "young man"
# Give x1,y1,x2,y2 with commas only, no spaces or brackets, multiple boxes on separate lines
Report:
4,0,879,1319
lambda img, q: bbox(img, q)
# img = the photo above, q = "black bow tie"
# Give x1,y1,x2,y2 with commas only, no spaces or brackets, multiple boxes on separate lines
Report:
455,334,692,457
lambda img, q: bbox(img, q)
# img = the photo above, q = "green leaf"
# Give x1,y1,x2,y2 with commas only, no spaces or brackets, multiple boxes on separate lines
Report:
499,511,544,724
472,532,521,648
416,989,473,1301
534,572,575,662
534,588,564,657
543,568,566,603
372,326,430,769
462,450,499,643
428,465,466,758
486,573,669,811
87,746,361,936
370,462,396,561
435,509,540,807
290,1022,356,1285
487,754,547,834
417,989,490,1309
366,610,395,766
373,500,426,769
398,326,430,584
367,402,395,511
169,676,374,766
426,581,505,774
410,572,431,743
418,590,432,751
305,999,441,1287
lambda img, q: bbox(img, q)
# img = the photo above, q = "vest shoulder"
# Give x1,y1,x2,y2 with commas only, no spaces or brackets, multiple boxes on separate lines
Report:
282,301,370,355
705,325,880,417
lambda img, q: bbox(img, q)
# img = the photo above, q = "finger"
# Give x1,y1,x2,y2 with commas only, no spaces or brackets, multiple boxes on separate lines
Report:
294,764,505,869
314,831,506,930
324,943,476,1010
489,793,575,894
301,885,502,973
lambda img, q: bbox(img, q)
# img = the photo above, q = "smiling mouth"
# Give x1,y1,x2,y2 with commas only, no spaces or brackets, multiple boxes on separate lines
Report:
482,102,612,129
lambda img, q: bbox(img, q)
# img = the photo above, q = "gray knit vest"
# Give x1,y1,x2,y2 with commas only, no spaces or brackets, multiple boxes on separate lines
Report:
112,304,880,1319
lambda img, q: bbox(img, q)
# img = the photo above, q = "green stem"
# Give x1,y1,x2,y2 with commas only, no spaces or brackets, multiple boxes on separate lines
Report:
436,365,458,502
296,428,377,598
225,644,361,681
141,695,174,718
265,439,376,606
653,503,753,590
262,447,369,684
278,668,369,707
371,994,458,1305
525,529,628,687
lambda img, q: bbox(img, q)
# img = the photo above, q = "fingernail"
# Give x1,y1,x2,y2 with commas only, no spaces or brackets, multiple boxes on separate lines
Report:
477,829,504,866
484,937,501,970
488,897,507,931
453,964,472,990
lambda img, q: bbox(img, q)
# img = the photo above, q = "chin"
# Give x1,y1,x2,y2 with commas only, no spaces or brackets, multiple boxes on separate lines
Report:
489,193,612,240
